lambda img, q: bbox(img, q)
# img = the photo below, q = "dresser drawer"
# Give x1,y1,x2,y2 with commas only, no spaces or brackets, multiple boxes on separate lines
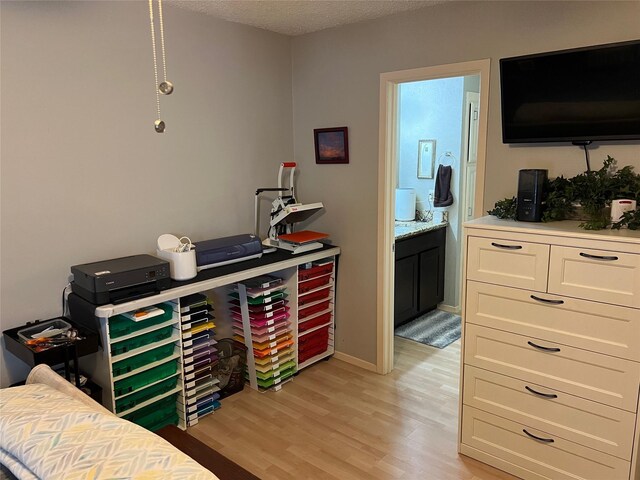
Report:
548,245,640,308
464,324,640,411
463,365,636,459
466,236,549,291
465,281,640,361
461,406,631,480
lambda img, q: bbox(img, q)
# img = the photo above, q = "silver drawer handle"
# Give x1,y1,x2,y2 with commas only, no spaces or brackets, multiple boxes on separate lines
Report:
530,295,564,305
491,242,522,250
523,429,555,443
579,252,618,261
527,340,561,353
525,385,558,399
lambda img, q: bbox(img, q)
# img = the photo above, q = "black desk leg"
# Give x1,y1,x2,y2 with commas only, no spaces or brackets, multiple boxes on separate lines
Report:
63,347,71,382
72,344,80,388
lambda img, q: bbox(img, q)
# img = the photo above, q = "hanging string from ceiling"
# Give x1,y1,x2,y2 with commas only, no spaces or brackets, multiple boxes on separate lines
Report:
148,0,173,133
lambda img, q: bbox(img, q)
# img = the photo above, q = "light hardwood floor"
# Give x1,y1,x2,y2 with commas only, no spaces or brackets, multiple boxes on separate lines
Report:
189,338,518,480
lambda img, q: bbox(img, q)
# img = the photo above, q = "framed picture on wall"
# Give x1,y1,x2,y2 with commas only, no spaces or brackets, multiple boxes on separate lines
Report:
417,139,436,178
314,127,349,164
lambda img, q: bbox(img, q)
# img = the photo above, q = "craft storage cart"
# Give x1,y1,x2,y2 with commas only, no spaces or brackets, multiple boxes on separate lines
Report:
68,245,340,430
230,274,297,392
176,293,220,426
297,258,336,369
69,297,186,431
228,255,336,391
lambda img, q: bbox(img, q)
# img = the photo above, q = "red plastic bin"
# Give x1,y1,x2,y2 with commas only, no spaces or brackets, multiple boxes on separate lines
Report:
299,338,328,355
299,300,331,320
298,275,331,294
299,325,330,349
299,342,330,363
298,312,332,333
298,263,334,281
298,287,331,307
298,329,329,362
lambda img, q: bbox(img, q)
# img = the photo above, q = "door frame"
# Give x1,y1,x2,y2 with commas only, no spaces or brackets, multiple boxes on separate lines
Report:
461,91,480,223
376,59,491,374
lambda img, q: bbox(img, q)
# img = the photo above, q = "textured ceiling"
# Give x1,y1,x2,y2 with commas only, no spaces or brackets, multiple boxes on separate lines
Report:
168,0,441,36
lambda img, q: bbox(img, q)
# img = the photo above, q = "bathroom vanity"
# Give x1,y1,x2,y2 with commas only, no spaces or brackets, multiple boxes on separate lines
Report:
394,222,447,327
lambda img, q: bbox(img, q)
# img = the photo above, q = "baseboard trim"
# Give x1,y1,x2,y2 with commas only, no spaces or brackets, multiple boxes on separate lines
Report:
332,351,378,373
438,304,461,315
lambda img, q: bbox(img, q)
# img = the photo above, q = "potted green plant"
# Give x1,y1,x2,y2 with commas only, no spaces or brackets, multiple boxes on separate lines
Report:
612,209,640,230
567,156,616,229
487,197,517,220
541,176,574,223
489,156,640,230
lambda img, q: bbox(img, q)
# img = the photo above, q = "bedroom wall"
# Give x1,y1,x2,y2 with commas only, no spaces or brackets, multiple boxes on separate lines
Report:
291,1,640,366
0,2,293,386
2,1,639,385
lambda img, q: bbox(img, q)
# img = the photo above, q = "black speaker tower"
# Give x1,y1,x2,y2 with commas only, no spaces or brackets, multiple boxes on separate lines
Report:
517,169,547,222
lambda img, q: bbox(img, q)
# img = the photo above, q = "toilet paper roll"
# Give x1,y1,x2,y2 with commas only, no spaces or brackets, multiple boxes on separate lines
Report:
395,188,416,221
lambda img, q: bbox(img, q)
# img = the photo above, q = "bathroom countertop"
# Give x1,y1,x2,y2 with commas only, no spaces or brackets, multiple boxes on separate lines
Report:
395,220,448,240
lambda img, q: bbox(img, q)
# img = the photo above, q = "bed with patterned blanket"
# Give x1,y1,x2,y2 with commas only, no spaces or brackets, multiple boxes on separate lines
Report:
0,365,218,480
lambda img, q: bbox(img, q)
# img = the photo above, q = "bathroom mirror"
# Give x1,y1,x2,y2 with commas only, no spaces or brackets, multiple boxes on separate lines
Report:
417,139,436,178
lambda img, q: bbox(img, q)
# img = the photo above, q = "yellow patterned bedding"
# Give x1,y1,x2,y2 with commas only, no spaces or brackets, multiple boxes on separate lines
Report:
0,384,218,480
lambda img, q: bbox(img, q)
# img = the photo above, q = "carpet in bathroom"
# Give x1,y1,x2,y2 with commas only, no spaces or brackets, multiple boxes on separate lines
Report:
394,309,461,349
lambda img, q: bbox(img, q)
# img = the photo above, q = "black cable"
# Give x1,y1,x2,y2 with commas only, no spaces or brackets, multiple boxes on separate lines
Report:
583,144,591,172
572,140,592,172
61,283,70,317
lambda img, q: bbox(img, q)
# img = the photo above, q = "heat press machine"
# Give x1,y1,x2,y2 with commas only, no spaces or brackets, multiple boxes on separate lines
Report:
254,162,326,254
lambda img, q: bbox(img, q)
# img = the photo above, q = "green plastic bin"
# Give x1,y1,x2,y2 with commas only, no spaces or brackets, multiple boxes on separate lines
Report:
145,412,179,432
115,375,178,413
110,325,174,356
112,343,175,377
123,394,177,431
114,359,178,397
108,303,174,340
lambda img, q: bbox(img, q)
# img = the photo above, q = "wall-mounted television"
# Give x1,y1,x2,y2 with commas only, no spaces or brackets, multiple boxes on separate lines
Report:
500,40,640,144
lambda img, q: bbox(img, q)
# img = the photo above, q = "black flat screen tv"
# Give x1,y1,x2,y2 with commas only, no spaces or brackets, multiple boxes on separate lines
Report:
500,40,640,144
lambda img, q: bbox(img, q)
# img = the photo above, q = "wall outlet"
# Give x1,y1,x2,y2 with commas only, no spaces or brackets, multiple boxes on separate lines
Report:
428,190,434,203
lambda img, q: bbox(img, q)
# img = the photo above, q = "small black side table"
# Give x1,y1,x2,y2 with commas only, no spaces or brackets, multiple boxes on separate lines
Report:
3,317,99,389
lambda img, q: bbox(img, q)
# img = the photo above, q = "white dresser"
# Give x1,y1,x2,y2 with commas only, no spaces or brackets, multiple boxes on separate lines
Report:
459,216,640,480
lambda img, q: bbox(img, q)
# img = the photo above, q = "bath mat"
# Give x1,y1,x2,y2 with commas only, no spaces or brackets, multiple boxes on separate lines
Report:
394,309,461,349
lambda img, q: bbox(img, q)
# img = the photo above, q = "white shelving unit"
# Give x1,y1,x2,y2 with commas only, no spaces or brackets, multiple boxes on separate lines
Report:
87,300,186,431
297,259,336,370
70,246,340,430
231,274,297,392
176,293,220,427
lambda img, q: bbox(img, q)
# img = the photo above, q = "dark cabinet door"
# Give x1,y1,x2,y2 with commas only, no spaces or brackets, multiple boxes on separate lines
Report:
394,227,446,328
418,246,443,312
394,254,419,327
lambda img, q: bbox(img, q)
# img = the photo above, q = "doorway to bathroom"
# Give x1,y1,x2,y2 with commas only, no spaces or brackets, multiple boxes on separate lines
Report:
376,59,490,374
397,75,480,304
